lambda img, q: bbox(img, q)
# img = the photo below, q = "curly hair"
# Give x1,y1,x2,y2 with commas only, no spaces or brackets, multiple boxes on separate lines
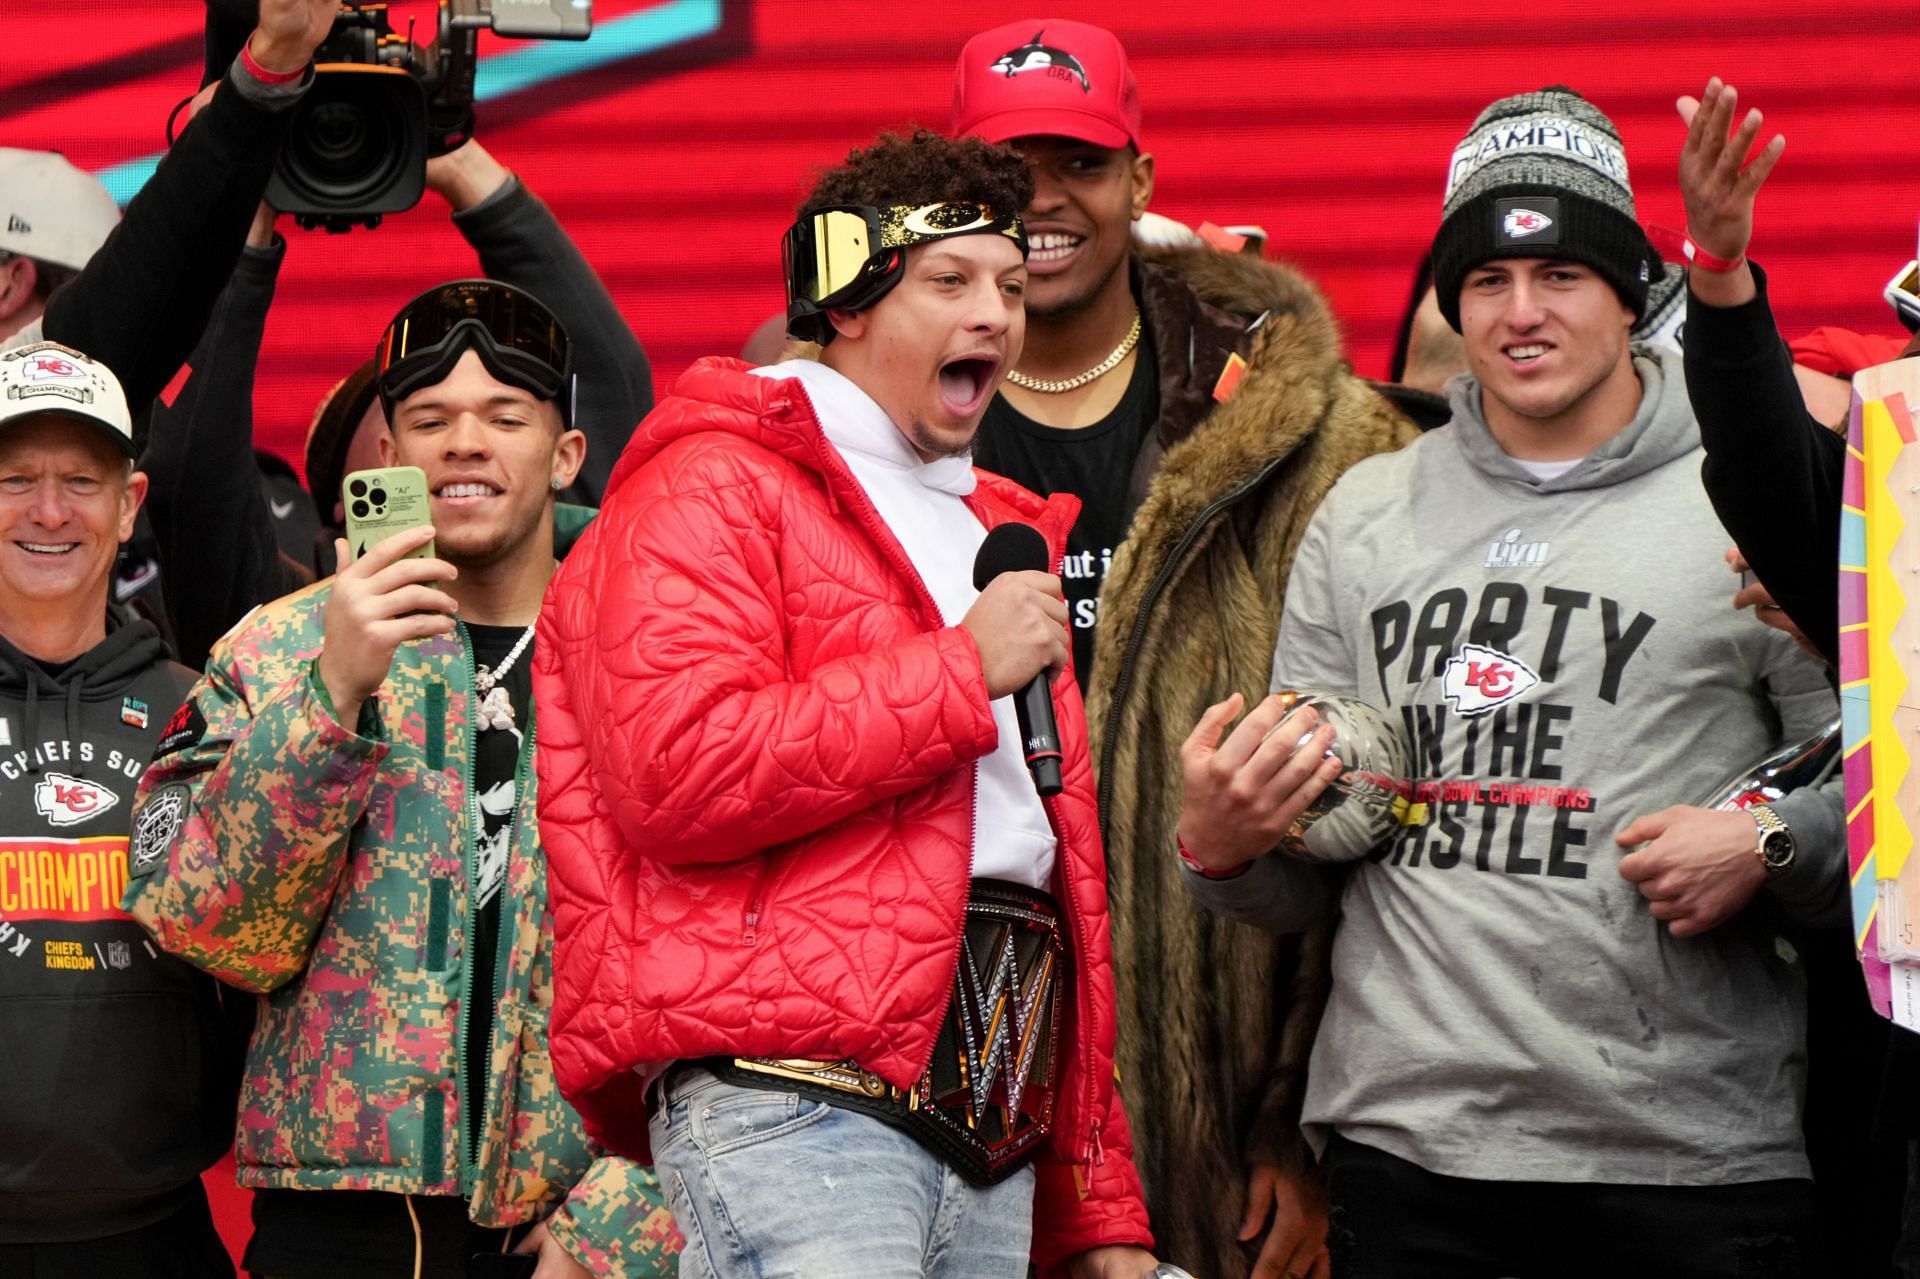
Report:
798,128,1034,221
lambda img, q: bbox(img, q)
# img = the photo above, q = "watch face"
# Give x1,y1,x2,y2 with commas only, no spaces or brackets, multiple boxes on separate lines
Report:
1762,829,1796,869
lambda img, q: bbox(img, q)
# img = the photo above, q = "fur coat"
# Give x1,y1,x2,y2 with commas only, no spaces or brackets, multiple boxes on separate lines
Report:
1086,244,1419,1279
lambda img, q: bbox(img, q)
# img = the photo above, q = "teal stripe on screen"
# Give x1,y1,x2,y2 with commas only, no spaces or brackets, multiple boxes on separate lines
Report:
92,0,723,206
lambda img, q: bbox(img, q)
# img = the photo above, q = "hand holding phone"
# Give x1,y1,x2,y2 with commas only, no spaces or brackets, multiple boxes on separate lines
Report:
317,525,459,726
343,466,436,562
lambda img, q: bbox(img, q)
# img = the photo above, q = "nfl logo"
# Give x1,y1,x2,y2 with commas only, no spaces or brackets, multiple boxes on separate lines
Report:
106,941,131,970
121,698,148,729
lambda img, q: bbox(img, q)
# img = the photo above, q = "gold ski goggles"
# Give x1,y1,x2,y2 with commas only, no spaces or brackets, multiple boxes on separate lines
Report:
1887,259,1920,335
782,201,1027,346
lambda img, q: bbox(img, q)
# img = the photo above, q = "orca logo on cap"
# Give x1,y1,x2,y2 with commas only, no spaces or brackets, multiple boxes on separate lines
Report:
990,29,1092,94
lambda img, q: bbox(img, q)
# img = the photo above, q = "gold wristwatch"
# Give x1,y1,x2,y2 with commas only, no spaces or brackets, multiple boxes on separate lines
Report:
1749,803,1796,876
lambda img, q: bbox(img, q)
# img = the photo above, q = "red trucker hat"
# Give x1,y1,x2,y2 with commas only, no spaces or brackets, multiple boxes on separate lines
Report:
951,20,1142,150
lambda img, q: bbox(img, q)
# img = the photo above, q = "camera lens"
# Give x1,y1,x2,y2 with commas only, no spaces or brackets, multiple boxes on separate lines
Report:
349,478,367,497
351,500,371,519
369,487,388,506
274,74,422,212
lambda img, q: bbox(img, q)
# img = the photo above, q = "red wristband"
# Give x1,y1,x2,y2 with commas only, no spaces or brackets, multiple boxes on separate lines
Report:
241,37,308,86
1682,235,1745,274
1178,836,1251,881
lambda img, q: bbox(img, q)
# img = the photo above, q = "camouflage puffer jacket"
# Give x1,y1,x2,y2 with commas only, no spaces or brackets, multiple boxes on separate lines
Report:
122,510,680,1275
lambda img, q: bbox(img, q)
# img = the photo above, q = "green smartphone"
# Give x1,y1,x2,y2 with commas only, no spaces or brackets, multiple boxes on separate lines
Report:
342,466,436,562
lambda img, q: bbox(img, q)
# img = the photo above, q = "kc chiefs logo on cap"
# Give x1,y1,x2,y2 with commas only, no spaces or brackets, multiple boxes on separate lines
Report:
1495,196,1561,247
1503,209,1552,237
22,353,85,382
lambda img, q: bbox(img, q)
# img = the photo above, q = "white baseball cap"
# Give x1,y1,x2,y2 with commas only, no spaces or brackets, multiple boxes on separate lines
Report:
0,342,135,457
0,149,121,274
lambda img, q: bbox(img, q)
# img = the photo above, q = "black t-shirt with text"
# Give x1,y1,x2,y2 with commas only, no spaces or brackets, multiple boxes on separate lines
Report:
973,336,1157,690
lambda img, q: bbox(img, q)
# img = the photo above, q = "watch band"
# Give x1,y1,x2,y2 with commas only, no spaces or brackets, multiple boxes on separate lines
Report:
1749,802,1793,874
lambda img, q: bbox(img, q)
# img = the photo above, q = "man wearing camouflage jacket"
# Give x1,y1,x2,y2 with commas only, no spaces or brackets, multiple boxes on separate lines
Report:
122,281,679,1278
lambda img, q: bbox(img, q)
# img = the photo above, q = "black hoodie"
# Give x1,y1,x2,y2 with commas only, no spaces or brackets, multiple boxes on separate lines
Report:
0,611,244,1243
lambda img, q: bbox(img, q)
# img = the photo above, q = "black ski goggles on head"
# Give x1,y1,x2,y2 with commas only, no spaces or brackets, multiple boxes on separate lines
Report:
782,202,1028,346
376,279,574,424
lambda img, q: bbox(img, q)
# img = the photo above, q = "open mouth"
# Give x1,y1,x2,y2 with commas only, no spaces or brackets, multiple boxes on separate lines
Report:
1028,231,1084,271
15,541,79,556
433,481,503,508
1504,342,1554,366
937,355,1001,420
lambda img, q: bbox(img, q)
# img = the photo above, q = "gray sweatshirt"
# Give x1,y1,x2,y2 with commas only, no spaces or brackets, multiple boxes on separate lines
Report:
1189,347,1844,1185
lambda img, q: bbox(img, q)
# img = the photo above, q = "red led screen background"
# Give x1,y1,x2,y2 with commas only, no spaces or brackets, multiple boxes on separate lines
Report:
5,0,1916,478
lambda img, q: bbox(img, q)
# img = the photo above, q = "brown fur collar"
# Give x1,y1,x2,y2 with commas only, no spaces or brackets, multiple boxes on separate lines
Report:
1112,245,1378,604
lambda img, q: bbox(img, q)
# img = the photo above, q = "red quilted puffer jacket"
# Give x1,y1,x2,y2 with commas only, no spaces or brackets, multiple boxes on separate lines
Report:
535,358,1152,1270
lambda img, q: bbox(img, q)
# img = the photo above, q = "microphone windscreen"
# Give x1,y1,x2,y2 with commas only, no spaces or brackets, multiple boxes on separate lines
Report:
972,522,1050,590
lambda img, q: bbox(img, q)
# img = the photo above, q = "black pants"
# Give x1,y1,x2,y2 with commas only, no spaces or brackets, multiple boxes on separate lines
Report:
0,1181,234,1279
1325,1133,1818,1279
243,1189,531,1279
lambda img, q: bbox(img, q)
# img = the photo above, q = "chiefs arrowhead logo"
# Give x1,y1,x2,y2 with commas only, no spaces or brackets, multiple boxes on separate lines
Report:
33,771,120,828
1441,643,1540,716
1502,208,1553,238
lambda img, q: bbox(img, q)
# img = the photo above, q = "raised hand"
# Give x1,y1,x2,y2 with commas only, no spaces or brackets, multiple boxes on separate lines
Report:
1676,77,1785,270
250,0,342,75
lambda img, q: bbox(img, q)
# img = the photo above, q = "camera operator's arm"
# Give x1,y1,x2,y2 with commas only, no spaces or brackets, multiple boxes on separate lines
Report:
1677,77,1846,663
143,202,313,673
429,140,653,505
38,2,337,413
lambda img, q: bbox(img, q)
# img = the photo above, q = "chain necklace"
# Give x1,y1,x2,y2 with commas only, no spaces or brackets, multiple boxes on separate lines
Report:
1004,310,1142,394
474,623,536,733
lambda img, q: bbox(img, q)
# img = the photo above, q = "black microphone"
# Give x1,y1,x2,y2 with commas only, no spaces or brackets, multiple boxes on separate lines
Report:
972,523,1064,798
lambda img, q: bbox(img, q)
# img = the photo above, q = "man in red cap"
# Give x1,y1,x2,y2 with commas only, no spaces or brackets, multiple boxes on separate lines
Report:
952,20,1420,1279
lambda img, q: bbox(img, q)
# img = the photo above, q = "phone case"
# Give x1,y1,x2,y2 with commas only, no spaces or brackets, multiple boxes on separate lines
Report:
342,466,435,561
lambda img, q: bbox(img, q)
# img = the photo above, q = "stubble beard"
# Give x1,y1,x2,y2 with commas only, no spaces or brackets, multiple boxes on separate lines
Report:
907,417,976,460
438,495,549,573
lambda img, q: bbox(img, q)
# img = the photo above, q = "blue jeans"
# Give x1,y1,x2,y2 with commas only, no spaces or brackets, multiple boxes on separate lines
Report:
649,1066,1036,1279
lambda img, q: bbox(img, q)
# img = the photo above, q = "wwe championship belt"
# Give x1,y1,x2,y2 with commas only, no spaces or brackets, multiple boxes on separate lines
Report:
715,878,1065,1185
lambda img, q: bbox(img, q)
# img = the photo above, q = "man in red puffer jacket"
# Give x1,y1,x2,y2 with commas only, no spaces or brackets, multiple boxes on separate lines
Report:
536,130,1166,1278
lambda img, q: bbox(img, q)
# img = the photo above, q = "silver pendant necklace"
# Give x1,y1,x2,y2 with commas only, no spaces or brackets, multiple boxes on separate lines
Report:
474,623,536,733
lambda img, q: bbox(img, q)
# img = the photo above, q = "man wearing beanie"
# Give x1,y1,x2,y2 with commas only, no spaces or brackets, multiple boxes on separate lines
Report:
1178,87,1842,1276
951,23,1418,1279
